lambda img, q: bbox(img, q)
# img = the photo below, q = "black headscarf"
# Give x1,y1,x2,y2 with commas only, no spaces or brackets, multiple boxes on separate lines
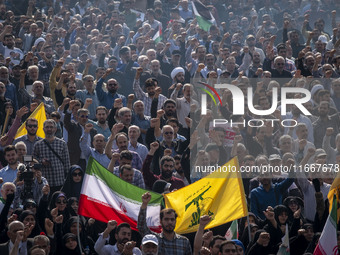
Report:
19,210,41,237
62,233,82,255
61,165,84,199
49,191,70,225
67,197,78,217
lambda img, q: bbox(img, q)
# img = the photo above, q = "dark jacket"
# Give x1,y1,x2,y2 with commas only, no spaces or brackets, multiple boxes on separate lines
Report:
64,112,97,165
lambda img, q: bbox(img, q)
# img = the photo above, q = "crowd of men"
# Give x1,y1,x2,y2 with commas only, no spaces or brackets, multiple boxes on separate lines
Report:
0,0,340,254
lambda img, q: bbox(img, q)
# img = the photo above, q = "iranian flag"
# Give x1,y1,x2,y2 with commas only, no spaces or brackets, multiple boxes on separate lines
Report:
313,195,339,255
152,26,162,44
225,220,238,240
78,157,163,232
192,0,216,31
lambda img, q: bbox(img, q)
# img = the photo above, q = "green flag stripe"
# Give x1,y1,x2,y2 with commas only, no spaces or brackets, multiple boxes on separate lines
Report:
330,194,337,227
85,157,163,204
196,15,213,31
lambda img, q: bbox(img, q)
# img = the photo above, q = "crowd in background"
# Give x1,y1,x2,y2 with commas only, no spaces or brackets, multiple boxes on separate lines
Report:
0,0,340,254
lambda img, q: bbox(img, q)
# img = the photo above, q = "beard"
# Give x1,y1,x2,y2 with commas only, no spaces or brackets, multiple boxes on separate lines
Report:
27,130,37,136
161,170,172,179
162,224,175,233
148,91,155,97
98,118,106,124
108,88,117,94
68,91,76,97
176,168,183,174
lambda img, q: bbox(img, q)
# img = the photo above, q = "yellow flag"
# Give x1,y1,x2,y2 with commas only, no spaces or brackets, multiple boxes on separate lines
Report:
164,157,248,234
14,103,47,139
327,173,340,221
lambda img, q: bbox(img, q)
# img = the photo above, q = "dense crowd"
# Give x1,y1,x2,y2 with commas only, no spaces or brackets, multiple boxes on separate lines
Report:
1,0,340,254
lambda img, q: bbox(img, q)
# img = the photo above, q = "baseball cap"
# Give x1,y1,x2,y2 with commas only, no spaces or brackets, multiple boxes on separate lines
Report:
142,234,159,246
246,34,255,40
318,35,328,44
314,148,327,158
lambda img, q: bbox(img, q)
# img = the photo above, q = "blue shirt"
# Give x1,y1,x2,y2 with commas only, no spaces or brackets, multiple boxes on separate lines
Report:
128,142,148,162
96,78,126,109
132,113,151,143
80,133,111,168
88,120,111,141
0,165,18,190
75,89,99,120
4,82,18,110
250,177,294,219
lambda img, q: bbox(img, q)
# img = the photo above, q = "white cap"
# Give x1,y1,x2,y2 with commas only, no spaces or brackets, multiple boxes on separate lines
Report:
142,234,159,246
318,35,328,44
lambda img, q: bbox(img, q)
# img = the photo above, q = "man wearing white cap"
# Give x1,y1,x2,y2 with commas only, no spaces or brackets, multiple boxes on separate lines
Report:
169,67,185,97
141,234,158,255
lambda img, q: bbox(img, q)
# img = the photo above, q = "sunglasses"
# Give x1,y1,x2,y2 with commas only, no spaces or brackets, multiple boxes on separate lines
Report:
72,172,83,177
27,124,38,128
164,132,173,135
80,115,88,118
276,63,285,66
56,199,66,204
26,203,37,208
108,83,118,86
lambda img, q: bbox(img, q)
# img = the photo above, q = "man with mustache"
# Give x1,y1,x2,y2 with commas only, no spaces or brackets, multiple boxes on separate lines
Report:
94,221,141,255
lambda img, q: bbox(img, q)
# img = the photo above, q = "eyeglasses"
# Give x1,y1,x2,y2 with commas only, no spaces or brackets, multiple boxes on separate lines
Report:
80,115,88,118
56,199,66,204
27,124,38,128
72,172,83,177
164,132,173,135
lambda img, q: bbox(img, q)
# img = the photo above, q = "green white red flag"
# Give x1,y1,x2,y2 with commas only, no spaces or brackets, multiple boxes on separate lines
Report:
313,195,338,255
225,220,238,240
152,26,162,43
78,157,163,232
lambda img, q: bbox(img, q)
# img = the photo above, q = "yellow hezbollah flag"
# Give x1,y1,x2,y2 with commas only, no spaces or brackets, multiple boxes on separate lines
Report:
164,157,248,234
15,103,47,139
327,173,340,221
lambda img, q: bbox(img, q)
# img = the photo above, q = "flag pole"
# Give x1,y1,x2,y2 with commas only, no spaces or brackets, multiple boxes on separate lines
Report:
1,109,10,136
247,214,251,244
77,215,83,253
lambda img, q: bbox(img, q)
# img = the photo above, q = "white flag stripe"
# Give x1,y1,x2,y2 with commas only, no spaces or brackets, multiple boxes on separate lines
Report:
82,174,161,227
